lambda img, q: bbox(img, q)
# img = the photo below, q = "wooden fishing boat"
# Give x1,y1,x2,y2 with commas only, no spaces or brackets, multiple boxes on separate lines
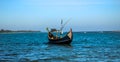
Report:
46,19,73,44
48,29,73,44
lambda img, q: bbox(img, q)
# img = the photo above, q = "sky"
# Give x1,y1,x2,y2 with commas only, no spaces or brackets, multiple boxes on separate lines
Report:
0,0,120,32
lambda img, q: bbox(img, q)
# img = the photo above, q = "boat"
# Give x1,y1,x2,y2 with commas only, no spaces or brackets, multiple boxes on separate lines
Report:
46,19,73,44
48,28,73,44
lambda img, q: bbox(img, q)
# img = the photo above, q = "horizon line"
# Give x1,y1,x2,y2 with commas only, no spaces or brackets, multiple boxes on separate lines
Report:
0,29,120,32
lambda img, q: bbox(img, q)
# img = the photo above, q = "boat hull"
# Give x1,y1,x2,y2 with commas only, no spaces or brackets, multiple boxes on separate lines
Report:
48,29,73,44
48,36,72,44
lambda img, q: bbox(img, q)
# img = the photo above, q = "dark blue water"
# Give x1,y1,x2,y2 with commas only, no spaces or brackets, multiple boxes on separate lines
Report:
0,32,120,62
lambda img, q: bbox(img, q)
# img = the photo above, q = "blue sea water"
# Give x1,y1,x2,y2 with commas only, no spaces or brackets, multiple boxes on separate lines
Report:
0,32,120,62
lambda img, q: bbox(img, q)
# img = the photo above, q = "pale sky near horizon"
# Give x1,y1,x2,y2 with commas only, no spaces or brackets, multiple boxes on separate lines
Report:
0,0,120,32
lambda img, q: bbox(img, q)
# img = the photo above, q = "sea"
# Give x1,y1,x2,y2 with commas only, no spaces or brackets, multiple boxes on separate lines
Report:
0,32,120,62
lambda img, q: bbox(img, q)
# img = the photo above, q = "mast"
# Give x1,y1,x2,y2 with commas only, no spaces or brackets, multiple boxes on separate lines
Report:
60,19,70,38
60,19,70,32
60,19,63,38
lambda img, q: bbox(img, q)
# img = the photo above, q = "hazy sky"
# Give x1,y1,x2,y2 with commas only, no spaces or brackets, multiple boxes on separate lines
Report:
0,0,120,32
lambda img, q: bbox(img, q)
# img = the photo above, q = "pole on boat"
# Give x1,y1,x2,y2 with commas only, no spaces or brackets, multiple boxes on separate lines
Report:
60,19,71,38
60,19,63,38
60,18,71,32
